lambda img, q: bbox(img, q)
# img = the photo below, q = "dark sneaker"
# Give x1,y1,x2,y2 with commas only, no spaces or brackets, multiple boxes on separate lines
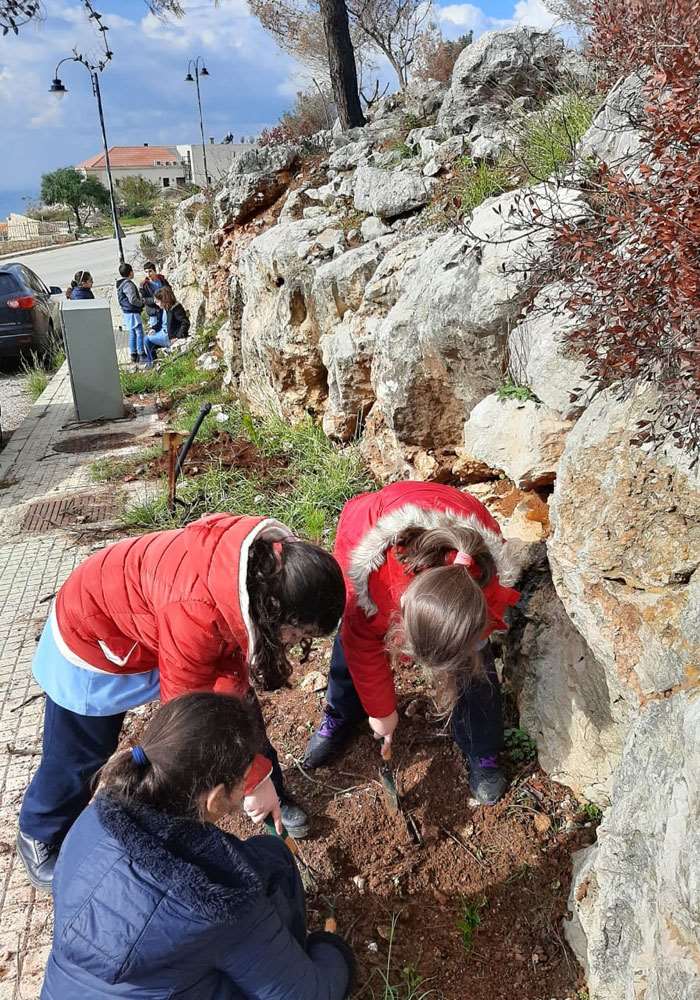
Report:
303,712,356,769
138,354,148,364
16,831,58,892
280,798,310,840
130,352,139,363
468,754,508,805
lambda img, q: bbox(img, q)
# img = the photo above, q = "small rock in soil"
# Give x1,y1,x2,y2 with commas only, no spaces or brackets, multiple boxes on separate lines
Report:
300,670,327,693
352,875,367,893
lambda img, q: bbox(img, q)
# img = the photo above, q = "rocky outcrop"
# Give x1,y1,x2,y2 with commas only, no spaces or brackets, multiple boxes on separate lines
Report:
439,28,584,134
566,694,699,1000
215,144,301,227
463,395,573,487
353,163,437,219
579,72,647,174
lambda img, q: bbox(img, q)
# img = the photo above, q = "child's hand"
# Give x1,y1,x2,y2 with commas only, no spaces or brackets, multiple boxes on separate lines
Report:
369,711,399,753
244,776,283,833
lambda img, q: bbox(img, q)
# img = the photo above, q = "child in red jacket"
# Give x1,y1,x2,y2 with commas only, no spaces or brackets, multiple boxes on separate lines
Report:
303,483,521,805
17,513,345,892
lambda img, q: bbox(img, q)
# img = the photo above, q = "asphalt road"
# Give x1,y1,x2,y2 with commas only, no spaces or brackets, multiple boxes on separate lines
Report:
5,232,146,289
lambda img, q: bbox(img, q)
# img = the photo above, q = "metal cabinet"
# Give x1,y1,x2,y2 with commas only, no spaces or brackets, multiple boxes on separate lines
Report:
61,299,123,422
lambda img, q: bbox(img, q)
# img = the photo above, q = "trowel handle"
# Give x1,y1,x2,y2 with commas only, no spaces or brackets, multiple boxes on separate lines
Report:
381,741,392,762
263,816,299,856
324,917,337,933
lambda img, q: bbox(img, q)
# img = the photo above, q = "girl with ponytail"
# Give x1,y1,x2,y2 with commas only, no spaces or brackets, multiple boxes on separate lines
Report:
17,514,345,892
41,692,355,1000
304,483,521,805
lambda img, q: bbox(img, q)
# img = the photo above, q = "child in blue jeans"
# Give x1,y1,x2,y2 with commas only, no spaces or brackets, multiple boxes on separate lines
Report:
116,263,146,363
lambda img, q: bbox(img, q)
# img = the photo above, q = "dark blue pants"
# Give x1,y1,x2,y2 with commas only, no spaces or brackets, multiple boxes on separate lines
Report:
19,695,286,847
325,635,504,758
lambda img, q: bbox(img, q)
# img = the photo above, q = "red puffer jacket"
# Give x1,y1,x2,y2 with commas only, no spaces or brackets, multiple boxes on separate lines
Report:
54,512,292,791
334,482,521,719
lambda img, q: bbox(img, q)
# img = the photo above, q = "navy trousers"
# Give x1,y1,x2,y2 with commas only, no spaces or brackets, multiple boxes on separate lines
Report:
19,695,286,847
325,635,504,758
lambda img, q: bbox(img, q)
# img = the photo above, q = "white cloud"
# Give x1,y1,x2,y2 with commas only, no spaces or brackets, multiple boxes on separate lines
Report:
438,0,562,36
512,0,559,29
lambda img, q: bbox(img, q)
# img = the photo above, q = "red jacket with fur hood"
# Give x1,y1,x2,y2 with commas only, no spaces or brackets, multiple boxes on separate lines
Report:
334,482,521,719
54,513,292,791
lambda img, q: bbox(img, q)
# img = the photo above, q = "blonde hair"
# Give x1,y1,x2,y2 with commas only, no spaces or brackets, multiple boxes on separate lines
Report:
392,524,497,712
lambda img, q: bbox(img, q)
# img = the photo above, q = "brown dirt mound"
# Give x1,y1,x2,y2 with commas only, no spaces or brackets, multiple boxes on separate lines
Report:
122,432,287,481
120,648,592,1000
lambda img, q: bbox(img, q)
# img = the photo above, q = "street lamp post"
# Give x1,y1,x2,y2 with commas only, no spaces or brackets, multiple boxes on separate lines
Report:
185,58,210,187
48,1,124,263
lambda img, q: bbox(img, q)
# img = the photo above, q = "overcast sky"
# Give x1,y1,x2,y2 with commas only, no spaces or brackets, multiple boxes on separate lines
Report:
0,0,560,197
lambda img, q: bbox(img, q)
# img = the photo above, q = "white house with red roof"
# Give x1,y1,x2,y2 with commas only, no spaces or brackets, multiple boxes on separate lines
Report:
76,144,187,191
76,140,254,190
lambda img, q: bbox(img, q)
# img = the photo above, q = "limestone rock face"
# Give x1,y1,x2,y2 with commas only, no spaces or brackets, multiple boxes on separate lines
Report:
548,389,700,701
507,575,633,806
508,283,589,419
463,395,573,487
566,694,700,1000
353,163,437,219
579,72,647,173
363,183,586,477
215,144,301,227
237,216,337,418
439,28,577,133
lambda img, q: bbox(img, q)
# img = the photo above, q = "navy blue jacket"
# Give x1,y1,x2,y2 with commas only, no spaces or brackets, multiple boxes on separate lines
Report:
70,287,94,300
42,795,353,1000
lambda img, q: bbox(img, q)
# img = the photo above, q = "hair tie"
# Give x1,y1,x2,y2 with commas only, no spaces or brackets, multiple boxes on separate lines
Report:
131,745,148,767
453,550,475,569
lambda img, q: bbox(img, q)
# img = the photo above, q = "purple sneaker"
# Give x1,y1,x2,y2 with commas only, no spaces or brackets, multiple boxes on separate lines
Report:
468,754,507,805
303,712,356,769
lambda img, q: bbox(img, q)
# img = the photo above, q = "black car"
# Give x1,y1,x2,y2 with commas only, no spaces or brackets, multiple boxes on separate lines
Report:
0,262,63,358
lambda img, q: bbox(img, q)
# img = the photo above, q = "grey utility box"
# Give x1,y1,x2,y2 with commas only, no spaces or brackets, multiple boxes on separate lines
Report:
61,299,124,422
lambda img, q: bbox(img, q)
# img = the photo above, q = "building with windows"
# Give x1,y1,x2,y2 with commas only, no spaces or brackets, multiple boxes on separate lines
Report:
77,140,256,191
76,145,188,191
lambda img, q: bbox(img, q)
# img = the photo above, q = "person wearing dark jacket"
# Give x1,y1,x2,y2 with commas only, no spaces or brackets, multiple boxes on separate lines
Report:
65,270,94,300
116,262,146,364
41,692,354,1000
144,286,190,365
140,262,170,328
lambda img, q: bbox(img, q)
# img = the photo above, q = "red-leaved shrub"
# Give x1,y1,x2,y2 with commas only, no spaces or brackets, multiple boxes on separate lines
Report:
553,0,700,453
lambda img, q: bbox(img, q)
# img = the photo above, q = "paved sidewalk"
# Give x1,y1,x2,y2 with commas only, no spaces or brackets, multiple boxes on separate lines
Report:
0,313,161,997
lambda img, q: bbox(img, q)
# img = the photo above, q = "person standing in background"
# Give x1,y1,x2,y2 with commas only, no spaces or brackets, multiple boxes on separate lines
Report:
140,262,170,334
116,263,146,364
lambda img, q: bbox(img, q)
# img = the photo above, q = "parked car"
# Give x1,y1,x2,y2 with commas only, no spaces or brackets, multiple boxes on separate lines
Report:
0,263,63,358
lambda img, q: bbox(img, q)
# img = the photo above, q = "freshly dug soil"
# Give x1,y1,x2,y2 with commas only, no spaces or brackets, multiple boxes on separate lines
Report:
121,432,287,482
120,647,593,999
226,648,592,1000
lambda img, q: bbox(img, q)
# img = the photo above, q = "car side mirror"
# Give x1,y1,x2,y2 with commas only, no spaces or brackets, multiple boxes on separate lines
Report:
49,286,63,295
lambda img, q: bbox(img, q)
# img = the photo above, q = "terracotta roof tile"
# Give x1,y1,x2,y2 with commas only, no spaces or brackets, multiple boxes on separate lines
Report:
76,146,181,169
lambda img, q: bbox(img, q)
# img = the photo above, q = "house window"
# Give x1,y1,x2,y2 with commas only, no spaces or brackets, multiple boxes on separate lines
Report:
162,177,170,188
176,176,185,186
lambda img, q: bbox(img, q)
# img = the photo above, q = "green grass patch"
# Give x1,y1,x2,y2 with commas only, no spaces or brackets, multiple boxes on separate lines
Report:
520,92,600,181
22,344,65,401
119,338,223,398
504,727,537,764
91,446,161,483
457,898,486,954
198,241,218,265
452,157,513,215
496,379,537,403
121,409,373,543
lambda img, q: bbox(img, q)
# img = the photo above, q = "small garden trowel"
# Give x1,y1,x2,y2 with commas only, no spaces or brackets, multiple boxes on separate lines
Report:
379,742,400,814
264,816,318,891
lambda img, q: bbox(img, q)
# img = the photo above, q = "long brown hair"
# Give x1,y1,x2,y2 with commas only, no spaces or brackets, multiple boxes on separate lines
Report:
96,693,261,819
246,536,346,690
393,524,497,712
155,286,176,310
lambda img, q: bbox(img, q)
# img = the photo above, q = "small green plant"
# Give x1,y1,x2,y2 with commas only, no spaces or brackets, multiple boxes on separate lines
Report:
520,92,600,181
504,727,537,764
496,379,537,403
456,897,486,954
22,357,49,401
198,240,218,265
198,201,215,230
580,801,603,823
119,339,220,398
447,156,514,218
389,139,414,160
368,915,442,1000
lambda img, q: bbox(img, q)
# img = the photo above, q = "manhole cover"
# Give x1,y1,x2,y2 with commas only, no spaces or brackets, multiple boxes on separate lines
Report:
20,490,123,535
52,432,137,454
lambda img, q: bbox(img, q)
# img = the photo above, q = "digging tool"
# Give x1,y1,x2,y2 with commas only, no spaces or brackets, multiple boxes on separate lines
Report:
378,742,400,814
175,402,212,479
263,817,318,891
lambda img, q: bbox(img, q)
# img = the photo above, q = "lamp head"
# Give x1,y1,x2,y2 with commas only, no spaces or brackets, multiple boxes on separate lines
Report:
200,65,209,76
185,72,194,82
49,77,68,98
